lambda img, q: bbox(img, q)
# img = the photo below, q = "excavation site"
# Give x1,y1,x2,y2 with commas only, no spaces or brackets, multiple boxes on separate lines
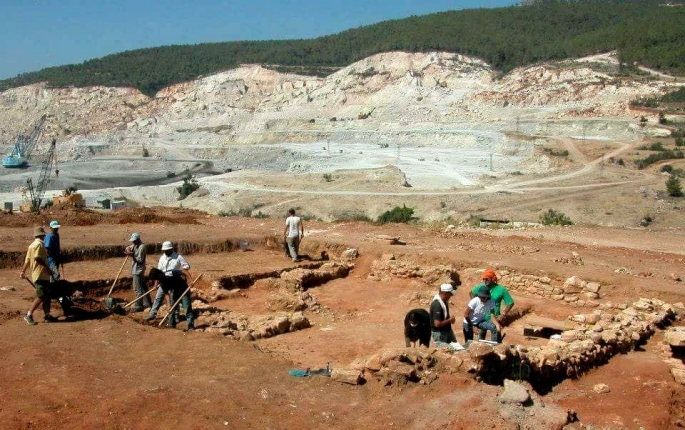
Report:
3,1,685,428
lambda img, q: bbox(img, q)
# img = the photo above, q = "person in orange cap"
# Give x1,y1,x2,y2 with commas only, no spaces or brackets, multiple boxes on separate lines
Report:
469,268,514,324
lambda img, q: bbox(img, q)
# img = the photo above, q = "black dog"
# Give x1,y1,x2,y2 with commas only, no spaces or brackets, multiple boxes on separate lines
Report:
404,308,431,347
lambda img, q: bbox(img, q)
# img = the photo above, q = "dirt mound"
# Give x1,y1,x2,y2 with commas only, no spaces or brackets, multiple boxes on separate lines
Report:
0,207,201,228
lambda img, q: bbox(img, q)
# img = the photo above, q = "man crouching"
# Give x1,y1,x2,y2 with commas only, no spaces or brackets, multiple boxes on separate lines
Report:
463,285,502,343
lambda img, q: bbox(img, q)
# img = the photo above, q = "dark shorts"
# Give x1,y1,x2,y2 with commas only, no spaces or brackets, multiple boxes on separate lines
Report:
34,279,51,299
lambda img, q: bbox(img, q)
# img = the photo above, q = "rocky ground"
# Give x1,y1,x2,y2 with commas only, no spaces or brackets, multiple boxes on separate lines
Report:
0,212,684,428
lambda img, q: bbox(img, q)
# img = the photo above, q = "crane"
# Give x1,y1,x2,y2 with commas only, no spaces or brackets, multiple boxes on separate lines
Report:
2,115,47,168
24,139,57,212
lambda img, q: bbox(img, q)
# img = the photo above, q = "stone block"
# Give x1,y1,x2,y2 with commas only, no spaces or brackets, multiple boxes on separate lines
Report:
499,379,531,404
331,368,363,385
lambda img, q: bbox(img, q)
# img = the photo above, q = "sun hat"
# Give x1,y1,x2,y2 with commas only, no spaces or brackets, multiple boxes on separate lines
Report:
481,268,498,282
129,232,140,242
161,241,173,251
477,285,491,298
33,226,46,237
440,283,455,294
49,220,60,229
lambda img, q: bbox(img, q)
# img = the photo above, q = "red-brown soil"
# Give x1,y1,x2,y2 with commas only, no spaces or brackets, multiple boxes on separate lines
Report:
0,212,684,428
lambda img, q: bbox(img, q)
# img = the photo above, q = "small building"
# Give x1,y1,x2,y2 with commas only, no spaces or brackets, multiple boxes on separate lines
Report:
110,199,127,210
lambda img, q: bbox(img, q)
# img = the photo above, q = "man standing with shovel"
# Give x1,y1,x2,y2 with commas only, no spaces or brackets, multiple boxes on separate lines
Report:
144,241,195,330
19,226,57,325
124,232,150,312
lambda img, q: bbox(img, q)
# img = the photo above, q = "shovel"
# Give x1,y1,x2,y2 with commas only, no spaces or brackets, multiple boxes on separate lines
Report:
158,273,203,327
103,256,129,311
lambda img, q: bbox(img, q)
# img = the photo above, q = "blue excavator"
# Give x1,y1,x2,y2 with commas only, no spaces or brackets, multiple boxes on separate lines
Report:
2,114,47,168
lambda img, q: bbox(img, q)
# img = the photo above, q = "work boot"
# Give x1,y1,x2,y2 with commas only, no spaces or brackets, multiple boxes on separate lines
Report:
43,315,58,323
143,313,156,321
24,315,37,326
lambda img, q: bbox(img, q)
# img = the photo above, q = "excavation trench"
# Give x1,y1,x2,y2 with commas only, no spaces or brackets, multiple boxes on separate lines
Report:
0,237,280,270
63,253,354,344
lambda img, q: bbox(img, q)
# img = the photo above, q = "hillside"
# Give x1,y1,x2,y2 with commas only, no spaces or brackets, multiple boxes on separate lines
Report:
1,0,684,96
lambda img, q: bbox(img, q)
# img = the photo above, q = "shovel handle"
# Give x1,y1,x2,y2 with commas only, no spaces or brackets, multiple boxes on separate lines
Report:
106,256,129,299
158,273,203,327
122,287,156,309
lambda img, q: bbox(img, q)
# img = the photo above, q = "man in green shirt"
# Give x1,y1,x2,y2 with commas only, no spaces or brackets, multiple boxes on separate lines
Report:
469,268,514,323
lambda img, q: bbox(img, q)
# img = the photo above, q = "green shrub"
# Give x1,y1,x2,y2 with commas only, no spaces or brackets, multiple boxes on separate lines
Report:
676,137,684,147
539,209,573,226
542,148,569,157
659,111,668,125
635,150,685,169
377,204,417,224
667,176,683,197
661,165,674,173
323,173,333,182
177,173,199,200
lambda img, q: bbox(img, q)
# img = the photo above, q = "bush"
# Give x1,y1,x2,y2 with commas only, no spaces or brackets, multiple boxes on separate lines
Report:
676,137,684,147
667,176,683,197
539,209,573,226
142,147,149,157
377,204,417,224
617,158,625,166
323,173,333,182
650,141,665,151
542,148,569,157
661,165,674,173
659,111,668,125
177,173,199,200
635,150,685,169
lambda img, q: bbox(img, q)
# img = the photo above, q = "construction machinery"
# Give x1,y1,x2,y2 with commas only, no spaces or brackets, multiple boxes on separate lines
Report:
2,115,47,168
52,186,85,209
21,139,57,213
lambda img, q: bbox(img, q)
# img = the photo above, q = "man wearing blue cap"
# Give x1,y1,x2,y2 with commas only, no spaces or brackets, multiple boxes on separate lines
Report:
44,220,62,282
124,232,150,312
463,285,502,343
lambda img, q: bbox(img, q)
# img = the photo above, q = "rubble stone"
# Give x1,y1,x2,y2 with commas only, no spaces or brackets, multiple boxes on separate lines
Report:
499,379,531,404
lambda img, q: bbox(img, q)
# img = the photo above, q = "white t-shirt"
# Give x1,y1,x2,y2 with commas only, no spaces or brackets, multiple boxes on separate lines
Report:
465,297,496,325
285,216,301,238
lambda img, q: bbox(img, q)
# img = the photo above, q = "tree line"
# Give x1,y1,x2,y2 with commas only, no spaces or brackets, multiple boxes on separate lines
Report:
1,0,683,97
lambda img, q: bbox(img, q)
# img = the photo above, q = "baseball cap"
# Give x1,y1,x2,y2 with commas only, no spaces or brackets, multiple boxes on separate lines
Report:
161,241,173,251
49,220,61,229
481,268,497,282
129,232,140,242
33,226,46,237
477,285,491,298
440,283,455,294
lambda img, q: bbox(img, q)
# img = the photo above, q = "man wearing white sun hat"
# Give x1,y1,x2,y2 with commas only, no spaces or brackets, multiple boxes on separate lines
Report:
144,241,193,329
430,283,458,346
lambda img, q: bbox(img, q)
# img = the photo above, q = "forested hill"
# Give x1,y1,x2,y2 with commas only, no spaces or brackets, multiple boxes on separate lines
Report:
2,0,684,97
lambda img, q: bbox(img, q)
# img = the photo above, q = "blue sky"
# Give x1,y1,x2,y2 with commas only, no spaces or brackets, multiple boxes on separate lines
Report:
0,0,518,79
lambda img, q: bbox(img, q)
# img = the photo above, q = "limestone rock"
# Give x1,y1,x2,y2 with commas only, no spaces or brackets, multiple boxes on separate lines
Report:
499,379,531,404
665,327,685,347
585,282,601,294
340,248,359,262
469,342,495,360
331,368,363,385
593,383,610,394
672,368,685,385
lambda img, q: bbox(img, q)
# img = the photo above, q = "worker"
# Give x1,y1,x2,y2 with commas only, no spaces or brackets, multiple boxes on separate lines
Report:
144,241,193,329
430,283,457,346
124,232,150,312
404,308,431,347
19,226,57,325
283,208,304,262
148,267,195,331
44,220,62,282
463,285,502,343
470,269,514,325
